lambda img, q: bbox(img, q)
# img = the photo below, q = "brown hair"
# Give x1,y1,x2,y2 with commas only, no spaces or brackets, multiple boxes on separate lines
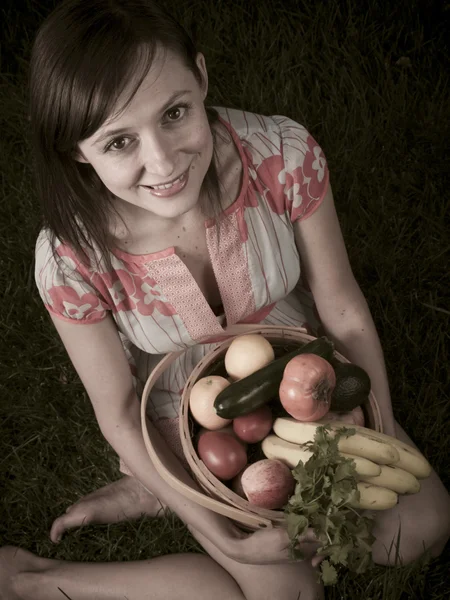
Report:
29,0,230,269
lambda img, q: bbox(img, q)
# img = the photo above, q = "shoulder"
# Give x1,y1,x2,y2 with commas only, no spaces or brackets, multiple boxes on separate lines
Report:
214,107,329,222
35,227,109,273
213,107,321,158
213,106,281,137
214,106,327,185
35,228,92,276
34,228,110,323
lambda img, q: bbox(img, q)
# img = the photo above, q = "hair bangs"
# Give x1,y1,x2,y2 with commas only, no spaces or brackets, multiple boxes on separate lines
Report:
65,42,159,151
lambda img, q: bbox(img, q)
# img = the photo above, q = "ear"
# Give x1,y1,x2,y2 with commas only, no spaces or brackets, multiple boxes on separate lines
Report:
196,52,208,100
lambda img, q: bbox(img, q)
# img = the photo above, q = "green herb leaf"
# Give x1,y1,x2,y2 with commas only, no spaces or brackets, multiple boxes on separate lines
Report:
285,512,308,540
284,425,376,586
321,560,338,586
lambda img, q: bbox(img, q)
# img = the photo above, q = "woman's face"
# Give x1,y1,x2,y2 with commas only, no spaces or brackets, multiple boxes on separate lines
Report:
76,49,213,224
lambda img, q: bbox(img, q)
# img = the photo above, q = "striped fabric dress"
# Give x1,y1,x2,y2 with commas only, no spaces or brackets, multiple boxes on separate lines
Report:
35,107,329,472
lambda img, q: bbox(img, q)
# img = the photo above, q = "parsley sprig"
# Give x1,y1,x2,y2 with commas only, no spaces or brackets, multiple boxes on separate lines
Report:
284,425,376,586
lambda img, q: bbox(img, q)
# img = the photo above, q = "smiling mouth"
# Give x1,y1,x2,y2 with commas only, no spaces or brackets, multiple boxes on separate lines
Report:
144,168,190,190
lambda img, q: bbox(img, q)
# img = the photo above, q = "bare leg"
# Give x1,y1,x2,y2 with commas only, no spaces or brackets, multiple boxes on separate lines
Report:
3,540,323,600
9,420,323,599
50,475,165,543
1,546,244,600
191,528,324,600
370,420,450,566
42,459,323,599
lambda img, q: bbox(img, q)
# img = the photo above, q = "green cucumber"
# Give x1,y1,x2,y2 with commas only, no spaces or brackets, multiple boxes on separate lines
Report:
330,363,371,412
214,337,335,419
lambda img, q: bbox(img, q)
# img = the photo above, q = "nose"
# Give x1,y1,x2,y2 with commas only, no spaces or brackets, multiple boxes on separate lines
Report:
140,131,177,179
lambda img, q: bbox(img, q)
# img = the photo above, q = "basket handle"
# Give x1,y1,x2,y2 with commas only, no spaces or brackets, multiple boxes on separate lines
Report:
140,349,274,528
140,324,308,529
199,323,309,342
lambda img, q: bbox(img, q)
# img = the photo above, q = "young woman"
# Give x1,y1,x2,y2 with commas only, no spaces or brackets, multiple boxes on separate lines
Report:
1,0,449,598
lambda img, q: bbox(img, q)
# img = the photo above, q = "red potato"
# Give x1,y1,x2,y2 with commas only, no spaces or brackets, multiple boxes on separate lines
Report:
197,431,247,481
241,459,295,510
279,354,336,421
233,405,273,443
197,425,248,450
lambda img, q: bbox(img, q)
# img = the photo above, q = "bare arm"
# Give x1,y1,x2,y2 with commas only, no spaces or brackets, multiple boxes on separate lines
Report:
294,184,397,436
49,314,240,553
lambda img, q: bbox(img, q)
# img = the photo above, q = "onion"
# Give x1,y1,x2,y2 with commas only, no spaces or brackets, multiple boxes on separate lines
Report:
225,334,274,380
189,376,232,430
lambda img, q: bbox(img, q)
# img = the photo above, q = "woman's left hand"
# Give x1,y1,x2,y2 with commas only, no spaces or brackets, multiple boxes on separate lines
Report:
225,524,323,565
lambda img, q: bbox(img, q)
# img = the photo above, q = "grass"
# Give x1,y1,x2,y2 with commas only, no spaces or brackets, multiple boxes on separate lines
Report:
0,0,449,597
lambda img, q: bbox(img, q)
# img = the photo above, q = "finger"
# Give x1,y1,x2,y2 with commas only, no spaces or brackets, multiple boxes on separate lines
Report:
291,542,322,563
311,555,325,568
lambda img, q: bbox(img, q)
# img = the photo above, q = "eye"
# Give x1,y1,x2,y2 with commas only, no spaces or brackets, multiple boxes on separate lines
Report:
166,107,182,121
105,136,132,153
165,102,193,123
103,102,193,153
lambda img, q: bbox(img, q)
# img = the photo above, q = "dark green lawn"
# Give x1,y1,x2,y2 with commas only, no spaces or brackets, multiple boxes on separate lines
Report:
1,0,449,598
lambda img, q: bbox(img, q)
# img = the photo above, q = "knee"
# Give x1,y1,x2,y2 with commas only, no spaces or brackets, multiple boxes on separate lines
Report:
373,503,450,567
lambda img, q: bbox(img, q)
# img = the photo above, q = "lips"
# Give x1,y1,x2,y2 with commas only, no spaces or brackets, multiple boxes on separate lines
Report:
144,167,190,190
141,167,190,198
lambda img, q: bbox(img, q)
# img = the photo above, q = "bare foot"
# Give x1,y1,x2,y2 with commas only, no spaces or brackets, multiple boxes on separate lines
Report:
50,475,166,544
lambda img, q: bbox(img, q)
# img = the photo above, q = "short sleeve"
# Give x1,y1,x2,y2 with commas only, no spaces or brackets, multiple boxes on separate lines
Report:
34,229,109,324
272,115,329,223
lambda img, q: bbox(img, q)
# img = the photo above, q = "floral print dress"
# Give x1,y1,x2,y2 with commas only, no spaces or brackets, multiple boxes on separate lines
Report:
35,107,329,470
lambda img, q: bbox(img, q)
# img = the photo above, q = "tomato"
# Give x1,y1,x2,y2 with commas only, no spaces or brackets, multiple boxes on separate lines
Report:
197,431,247,481
279,354,336,421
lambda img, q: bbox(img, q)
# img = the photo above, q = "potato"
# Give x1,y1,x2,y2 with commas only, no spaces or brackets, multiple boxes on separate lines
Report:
241,459,295,510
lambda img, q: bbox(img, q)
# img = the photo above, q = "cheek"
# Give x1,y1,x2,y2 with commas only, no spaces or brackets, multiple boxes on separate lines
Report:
187,117,213,155
95,159,138,188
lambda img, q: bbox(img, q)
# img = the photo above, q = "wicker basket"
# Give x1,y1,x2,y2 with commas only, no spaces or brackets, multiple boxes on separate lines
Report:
141,325,383,530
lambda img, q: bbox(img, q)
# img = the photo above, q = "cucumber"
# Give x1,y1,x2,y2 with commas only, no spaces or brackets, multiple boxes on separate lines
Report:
214,337,335,419
330,363,371,412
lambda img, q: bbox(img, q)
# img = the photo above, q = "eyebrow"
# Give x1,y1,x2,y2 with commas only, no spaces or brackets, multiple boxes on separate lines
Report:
92,89,192,146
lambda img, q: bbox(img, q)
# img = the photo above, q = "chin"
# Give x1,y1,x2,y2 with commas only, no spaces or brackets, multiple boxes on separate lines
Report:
147,193,202,221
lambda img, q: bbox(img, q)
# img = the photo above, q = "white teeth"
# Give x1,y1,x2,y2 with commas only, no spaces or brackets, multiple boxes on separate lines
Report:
151,172,185,190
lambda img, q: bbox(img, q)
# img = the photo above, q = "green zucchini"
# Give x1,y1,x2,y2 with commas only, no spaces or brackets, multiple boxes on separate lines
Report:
330,363,371,412
214,337,335,419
